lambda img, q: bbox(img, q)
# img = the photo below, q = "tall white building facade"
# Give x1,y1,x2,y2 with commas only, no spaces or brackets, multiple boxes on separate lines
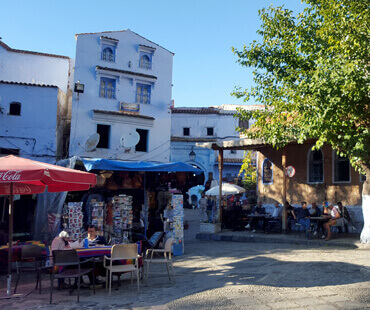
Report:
0,40,72,163
69,30,174,162
170,104,259,184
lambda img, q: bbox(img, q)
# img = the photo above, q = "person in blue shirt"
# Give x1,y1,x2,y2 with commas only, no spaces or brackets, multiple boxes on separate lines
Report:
292,201,311,237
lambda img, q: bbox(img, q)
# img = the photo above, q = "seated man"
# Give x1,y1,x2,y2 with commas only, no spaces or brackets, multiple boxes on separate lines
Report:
265,202,282,233
246,201,266,232
309,202,321,235
292,201,311,238
337,202,352,232
87,225,106,246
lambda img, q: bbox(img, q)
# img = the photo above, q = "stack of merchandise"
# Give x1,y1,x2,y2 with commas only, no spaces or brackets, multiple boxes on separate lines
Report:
68,202,83,240
171,195,184,255
112,195,133,244
91,201,105,232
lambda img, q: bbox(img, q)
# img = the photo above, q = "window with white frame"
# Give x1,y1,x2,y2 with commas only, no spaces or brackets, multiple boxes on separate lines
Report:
136,84,151,104
308,149,323,183
99,77,116,99
262,158,273,184
334,153,350,182
9,102,21,116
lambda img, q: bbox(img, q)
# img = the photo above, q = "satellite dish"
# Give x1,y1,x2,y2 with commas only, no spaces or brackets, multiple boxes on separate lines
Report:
85,133,100,151
120,130,140,148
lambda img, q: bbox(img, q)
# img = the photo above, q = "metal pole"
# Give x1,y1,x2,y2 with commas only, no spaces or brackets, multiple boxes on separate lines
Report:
143,173,147,237
7,183,14,295
218,149,223,225
282,149,287,235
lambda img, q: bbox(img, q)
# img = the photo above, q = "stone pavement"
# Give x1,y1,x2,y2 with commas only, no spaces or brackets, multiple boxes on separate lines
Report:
0,208,369,309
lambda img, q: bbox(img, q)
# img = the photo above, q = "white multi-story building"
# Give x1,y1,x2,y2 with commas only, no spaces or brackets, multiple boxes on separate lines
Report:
69,30,174,162
170,104,260,184
0,40,72,162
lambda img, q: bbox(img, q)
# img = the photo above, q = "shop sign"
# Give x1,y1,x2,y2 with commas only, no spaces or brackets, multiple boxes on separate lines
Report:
0,170,22,181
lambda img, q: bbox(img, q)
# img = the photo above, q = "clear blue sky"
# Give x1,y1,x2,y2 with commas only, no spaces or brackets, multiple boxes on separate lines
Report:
0,0,305,108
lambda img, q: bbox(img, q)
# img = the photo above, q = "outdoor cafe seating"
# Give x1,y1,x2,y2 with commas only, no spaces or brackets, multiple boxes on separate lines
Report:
50,249,96,303
104,243,141,296
143,237,175,284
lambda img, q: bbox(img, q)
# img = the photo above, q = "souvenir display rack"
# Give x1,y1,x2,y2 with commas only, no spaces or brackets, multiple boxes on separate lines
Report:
91,201,104,232
67,202,83,240
112,194,133,244
171,194,184,255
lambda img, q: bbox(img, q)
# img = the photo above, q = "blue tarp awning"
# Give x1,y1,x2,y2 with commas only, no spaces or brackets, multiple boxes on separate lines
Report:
82,158,202,174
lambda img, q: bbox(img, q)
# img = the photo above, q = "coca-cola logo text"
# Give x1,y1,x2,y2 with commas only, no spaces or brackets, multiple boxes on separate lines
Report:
0,170,22,181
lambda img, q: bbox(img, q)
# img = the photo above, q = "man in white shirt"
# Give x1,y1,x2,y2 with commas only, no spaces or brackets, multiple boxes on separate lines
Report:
265,202,282,233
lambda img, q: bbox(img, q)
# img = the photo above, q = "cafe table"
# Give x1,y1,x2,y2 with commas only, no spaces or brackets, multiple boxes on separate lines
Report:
76,246,112,259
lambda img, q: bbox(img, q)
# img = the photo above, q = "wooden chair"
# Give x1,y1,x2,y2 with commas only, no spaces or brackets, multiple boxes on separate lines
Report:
104,244,141,296
144,238,175,284
50,250,95,303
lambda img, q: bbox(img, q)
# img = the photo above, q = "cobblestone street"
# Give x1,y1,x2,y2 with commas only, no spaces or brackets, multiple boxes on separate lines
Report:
1,209,369,309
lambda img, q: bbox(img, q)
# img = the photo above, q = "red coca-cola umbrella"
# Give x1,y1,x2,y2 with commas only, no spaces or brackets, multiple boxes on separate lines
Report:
0,155,97,295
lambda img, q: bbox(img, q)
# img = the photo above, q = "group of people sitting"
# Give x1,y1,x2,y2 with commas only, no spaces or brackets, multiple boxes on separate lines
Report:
51,225,107,289
245,200,354,240
245,201,283,233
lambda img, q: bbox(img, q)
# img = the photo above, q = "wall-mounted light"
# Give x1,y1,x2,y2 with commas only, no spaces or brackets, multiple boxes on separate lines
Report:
189,147,196,161
74,81,85,93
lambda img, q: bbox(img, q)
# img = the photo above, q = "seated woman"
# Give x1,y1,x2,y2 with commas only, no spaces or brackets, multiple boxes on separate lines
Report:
323,204,340,241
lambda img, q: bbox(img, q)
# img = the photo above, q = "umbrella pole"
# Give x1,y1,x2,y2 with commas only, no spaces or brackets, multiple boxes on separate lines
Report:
143,173,147,238
7,183,14,296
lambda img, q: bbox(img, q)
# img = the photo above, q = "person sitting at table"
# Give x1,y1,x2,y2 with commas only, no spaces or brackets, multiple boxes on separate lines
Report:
245,201,266,232
87,225,106,246
285,201,295,230
322,204,341,241
309,202,321,217
292,201,311,238
265,202,282,233
317,201,331,238
51,230,72,289
309,202,321,235
337,202,352,233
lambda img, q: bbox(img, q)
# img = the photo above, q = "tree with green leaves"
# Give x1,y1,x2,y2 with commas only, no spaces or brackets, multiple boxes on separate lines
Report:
232,0,370,242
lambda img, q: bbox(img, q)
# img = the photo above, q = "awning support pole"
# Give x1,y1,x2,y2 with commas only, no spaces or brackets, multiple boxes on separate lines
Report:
282,149,287,235
218,149,223,225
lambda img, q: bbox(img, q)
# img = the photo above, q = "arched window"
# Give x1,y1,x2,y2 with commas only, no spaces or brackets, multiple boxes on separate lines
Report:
334,153,350,182
262,158,273,184
308,149,323,183
140,55,151,69
9,102,21,116
102,47,114,62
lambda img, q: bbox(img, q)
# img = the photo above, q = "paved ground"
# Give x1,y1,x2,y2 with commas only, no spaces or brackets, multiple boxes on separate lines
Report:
0,208,369,309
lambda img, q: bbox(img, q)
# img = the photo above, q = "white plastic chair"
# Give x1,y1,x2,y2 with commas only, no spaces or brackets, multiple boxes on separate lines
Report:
143,237,175,284
104,244,141,296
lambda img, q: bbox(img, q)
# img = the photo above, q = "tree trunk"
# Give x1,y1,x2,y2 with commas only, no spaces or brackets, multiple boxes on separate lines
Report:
360,166,370,243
